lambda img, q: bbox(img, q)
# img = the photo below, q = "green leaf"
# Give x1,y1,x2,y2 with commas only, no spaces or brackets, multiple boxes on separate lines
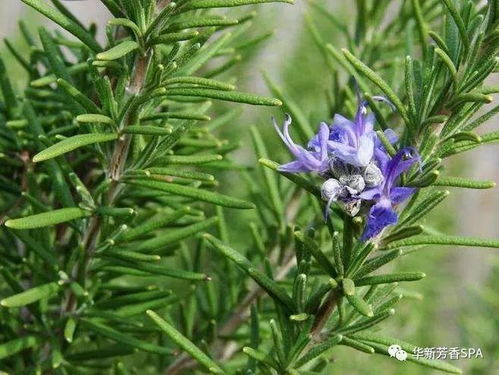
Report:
106,259,209,281
97,40,139,60
33,133,117,162
445,131,481,143
66,345,135,361
56,78,103,113
127,179,255,209
353,332,462,374
338,310,395,335
146,168,215,181
204,234,295,311
135,217,219,252
182,0,294,11
20,0,101,52
5,208,91,229
176,32,232,75
440,0,470,48
342,49,410,125
0,56,18,116
242,347,278,369
355,250,402,279
39,28,72,83
332,231,344,276
385,235,499,249
342,278,355,296
64,318,76,343
340,336,375,354
450,93,493,108
165,88,282,106
120,208,190,242
398,190,449,227
435,48,457,82
382,226,424,245
96,207,135,217
411,0,429,53
112,296,178,317
264,73,314,139
164,76,235,91
250,126,284,221
342,278,373,316
246,305,260,372
295,334,343,368
295,232,337,278
433,176,496,189
31,62,88,87
108,18,141,37
155,154,223,165
0,336,42,360
149,31,200,46
147,310,225,374
355,272,426,286
102,250,161,263
76,114,114,124
1,282,60,307
80,319,174,355
167,16,239,31
123,125,173,136
345,293,374,317
95,290,172,309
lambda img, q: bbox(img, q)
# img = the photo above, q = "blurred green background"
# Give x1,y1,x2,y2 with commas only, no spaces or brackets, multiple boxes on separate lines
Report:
0,1,497,374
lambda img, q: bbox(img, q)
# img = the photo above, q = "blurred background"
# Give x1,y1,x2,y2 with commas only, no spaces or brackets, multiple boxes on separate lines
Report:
1,1,497,374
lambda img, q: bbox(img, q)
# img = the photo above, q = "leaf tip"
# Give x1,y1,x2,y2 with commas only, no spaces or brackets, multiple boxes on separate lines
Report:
4,219,14,228
32,153,43,163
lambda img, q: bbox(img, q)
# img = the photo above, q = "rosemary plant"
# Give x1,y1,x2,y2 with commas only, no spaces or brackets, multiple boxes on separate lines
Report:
0,0,498,375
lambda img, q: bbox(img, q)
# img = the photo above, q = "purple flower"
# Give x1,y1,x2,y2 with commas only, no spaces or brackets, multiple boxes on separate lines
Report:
273,114,330,173
308,101,375,168
359,147,420,241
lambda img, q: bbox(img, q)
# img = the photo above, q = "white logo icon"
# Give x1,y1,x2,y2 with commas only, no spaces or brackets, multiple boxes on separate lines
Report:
388,344,408,361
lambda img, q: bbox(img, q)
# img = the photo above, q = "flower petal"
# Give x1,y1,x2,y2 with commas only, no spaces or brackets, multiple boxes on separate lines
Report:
361,200,398,241
357,187,381,200
278,160,311,173
390,187,416,204
384,147,420,190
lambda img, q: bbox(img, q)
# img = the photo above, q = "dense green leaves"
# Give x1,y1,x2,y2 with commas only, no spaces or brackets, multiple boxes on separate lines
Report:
203,234,295,311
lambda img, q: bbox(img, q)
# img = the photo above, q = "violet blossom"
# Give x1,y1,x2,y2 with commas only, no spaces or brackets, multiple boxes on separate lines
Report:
273,114,330,173
274,94,420,241
359,147,420,240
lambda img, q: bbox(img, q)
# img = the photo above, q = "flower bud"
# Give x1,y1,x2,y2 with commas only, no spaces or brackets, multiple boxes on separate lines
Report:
321,178,345,202
363,162,384,187
339,174,366,194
